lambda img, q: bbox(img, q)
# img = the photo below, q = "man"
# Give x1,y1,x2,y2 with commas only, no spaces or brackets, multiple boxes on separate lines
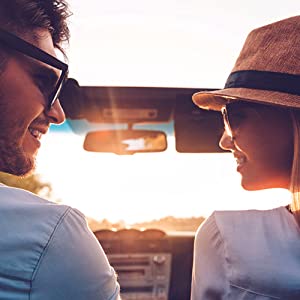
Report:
0,1,120,299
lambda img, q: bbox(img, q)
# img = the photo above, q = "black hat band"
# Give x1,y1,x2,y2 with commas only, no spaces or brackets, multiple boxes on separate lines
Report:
225,70,300,96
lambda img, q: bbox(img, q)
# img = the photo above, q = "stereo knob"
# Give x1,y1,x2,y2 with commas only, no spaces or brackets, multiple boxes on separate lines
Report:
153,255,166,265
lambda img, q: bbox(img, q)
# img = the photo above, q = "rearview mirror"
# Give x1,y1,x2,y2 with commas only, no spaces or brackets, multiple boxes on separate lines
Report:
83,130,167,155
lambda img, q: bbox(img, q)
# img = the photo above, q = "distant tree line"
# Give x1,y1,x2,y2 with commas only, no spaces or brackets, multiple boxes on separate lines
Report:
87,215,206,232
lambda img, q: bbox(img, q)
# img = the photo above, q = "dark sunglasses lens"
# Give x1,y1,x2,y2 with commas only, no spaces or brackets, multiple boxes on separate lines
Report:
225,102,251,133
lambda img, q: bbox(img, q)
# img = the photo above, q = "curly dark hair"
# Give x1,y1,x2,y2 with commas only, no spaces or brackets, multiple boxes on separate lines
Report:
0,0,71,48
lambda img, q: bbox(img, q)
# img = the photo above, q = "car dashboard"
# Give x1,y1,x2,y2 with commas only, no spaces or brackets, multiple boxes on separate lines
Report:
94,229,194,300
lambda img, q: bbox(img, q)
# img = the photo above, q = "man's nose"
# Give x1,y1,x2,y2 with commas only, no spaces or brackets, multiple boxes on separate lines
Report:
219,130,235,151
46,99,66,124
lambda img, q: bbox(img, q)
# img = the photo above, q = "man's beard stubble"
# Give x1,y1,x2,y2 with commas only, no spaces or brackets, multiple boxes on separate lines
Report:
0,118,35,177
0,140,35,176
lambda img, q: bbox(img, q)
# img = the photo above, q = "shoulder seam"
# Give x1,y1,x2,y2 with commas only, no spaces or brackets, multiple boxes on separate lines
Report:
211,212,225,248
212,212,231,299
29,206,73,298
229,283,280,299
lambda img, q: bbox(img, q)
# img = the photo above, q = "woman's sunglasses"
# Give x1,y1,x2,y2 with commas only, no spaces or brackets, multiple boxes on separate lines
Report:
221,101,280,138
221,101,246,138
0,28,69,110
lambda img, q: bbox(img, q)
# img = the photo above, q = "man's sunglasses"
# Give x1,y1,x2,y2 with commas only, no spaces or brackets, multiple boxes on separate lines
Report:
0,28,69,109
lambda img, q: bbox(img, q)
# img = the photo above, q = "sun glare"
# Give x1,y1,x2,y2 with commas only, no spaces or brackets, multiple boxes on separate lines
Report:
36,133,291,224
34,0,297,226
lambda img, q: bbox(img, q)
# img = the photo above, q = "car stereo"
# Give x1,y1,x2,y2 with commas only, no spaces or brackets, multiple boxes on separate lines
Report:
109,253,172,300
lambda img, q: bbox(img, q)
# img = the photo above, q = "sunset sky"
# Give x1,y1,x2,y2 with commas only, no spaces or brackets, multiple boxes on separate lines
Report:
36,1,297,224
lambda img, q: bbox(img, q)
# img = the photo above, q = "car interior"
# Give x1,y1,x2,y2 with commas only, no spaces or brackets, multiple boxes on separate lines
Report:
58,78,225,300
0,2,296,299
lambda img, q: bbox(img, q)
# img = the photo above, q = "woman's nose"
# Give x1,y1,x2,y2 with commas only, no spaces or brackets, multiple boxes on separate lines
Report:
219,130,235,151
46,99,66,124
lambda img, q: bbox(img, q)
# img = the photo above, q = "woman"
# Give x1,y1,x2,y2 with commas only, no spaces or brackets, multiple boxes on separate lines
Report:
191,16,300,299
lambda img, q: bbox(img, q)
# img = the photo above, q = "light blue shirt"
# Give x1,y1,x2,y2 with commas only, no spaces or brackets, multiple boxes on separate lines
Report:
0,184,120,299
191,207,300,299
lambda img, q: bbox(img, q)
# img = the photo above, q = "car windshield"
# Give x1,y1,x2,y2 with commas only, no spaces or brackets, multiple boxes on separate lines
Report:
20,1,298,232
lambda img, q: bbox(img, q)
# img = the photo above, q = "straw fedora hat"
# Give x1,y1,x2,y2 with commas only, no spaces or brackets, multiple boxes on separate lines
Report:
192,16,300,111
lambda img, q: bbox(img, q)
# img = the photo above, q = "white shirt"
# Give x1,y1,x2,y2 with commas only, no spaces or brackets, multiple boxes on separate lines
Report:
191,207,300,299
